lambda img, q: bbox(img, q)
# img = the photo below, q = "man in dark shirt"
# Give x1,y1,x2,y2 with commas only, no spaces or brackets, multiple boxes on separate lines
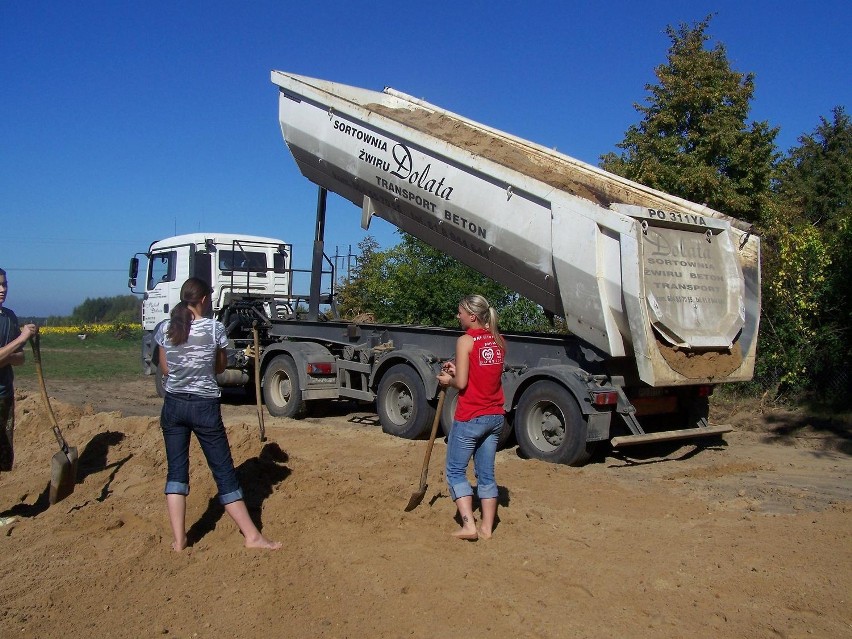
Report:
0,268,37,485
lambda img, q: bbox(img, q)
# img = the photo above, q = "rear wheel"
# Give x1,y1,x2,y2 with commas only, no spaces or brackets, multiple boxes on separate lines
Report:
679,396,710,429
514,381,593,466
377,364,433,439
263,355,306,418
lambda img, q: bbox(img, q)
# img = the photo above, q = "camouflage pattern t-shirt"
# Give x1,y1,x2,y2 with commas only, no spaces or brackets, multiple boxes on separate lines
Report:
154,317,228,398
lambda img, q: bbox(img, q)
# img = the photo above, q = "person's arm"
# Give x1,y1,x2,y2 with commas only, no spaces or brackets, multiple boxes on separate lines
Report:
0,323,36,367
213,321,227,375
437,334,473,390
214,348,227,375
158,347,169,375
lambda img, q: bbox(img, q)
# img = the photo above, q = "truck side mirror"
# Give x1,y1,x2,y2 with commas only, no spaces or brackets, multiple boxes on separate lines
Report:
128,257,139,289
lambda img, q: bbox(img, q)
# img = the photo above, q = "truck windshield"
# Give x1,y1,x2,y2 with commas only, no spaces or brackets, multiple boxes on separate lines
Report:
219,250,267,272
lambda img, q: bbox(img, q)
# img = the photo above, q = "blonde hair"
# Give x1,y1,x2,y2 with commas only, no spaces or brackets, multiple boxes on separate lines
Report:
460,294,505,349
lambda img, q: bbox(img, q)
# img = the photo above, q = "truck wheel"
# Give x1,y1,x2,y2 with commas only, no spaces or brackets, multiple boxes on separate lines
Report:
262,355,306,418
514,381,592,466
377,364,434,439
679,396,710,429
154,364,166,398
440,387,514,449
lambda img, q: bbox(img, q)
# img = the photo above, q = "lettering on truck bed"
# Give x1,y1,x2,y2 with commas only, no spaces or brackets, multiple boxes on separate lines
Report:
331,114,496,247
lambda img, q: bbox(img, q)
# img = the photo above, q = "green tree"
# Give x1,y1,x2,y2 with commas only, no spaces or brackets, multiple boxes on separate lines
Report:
72,295,141,324
776,107,851,231
760,107,852,400
336,235,382,319
336,233,551,332
601,15,778,223
755,210,834,396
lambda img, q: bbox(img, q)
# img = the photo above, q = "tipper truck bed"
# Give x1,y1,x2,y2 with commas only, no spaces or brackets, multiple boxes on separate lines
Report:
271,72,760,389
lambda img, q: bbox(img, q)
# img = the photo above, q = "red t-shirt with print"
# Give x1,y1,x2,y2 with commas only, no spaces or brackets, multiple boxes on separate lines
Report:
455,328,505,422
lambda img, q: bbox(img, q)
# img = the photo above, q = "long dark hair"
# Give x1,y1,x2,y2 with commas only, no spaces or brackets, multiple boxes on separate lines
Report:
166,277,211,346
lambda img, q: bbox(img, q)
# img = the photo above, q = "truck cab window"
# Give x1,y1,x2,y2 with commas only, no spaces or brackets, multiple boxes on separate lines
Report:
273,252,288,273
148,252,175,289
219,250,267,272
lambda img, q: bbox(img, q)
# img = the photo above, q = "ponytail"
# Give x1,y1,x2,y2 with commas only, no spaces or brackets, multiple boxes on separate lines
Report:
166,301,193,346
166,277,211,346
486,305,505,349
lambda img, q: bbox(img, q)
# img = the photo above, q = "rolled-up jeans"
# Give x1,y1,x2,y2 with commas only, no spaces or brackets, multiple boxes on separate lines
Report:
160,392,244,505
445,413,504,501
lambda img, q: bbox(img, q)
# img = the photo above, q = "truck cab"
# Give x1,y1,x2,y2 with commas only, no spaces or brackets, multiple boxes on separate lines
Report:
128,233,292,376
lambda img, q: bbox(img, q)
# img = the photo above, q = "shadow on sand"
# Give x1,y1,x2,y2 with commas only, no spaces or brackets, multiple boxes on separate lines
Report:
185,442,291,547
2,429,131,520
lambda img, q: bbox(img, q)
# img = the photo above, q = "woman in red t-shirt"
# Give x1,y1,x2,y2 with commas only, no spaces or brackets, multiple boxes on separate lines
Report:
437,294,505,540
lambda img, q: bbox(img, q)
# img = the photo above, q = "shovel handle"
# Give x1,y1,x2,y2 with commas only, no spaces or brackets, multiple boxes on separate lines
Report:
252,322,266,442
416,389,446,488
30,333,71,453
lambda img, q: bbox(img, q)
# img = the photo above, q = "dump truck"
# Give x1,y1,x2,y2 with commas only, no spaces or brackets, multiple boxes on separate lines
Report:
128,72,761,465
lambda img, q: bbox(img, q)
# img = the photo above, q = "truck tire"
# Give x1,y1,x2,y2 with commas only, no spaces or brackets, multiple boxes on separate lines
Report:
377,364,434,439
440,386,514,449
680,396,710,429
262,355,307,418
514,380,593,466
154,364,166,398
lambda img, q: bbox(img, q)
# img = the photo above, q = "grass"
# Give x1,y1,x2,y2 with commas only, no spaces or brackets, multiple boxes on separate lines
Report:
15,331,143,381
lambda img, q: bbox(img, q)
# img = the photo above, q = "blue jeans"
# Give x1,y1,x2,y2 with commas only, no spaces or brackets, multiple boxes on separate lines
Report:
445,413,504,501
160,392,244,505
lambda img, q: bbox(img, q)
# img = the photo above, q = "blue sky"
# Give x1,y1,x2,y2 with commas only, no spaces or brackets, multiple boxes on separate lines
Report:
1,1,849,317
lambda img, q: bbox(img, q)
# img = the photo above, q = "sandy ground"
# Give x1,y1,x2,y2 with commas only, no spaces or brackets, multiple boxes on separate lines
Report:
1,377,850,639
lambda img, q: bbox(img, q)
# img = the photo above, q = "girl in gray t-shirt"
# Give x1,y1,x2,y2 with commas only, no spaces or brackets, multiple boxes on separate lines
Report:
155,277,280,552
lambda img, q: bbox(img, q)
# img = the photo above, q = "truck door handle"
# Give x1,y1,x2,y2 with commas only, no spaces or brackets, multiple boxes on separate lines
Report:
164,304,169,313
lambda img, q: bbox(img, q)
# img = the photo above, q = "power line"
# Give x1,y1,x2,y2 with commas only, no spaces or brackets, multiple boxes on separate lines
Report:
6,268,127,272
3,237,140,246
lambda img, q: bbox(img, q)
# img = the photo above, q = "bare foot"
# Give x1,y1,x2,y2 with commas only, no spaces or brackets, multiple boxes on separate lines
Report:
451,528,478,541
171,536,187,552
477,527,492,540
245,535,282,550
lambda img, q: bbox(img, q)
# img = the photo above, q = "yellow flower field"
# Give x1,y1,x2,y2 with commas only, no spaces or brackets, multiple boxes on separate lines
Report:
39,323,142,336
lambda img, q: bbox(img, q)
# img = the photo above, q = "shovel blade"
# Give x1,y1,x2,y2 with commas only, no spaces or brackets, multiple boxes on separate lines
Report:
49,446,78,505
404,484,427,512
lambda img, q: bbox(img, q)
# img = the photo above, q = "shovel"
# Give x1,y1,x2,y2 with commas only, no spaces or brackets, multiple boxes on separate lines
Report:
31,333,78,504
252,323,267,443
404,388,446,512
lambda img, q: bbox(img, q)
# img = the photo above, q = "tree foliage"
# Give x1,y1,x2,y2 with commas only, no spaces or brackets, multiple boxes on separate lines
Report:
756,210,835,394
775,107,851,231
601,15,778,223
336,233,551,332
599,15,851,404
758,107,852,400
71,295,141,324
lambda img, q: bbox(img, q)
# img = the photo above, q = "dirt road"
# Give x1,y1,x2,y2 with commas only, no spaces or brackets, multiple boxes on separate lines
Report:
1,378,849,638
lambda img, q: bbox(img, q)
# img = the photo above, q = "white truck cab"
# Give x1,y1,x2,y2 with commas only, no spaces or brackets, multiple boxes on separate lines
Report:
128,232,292,374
